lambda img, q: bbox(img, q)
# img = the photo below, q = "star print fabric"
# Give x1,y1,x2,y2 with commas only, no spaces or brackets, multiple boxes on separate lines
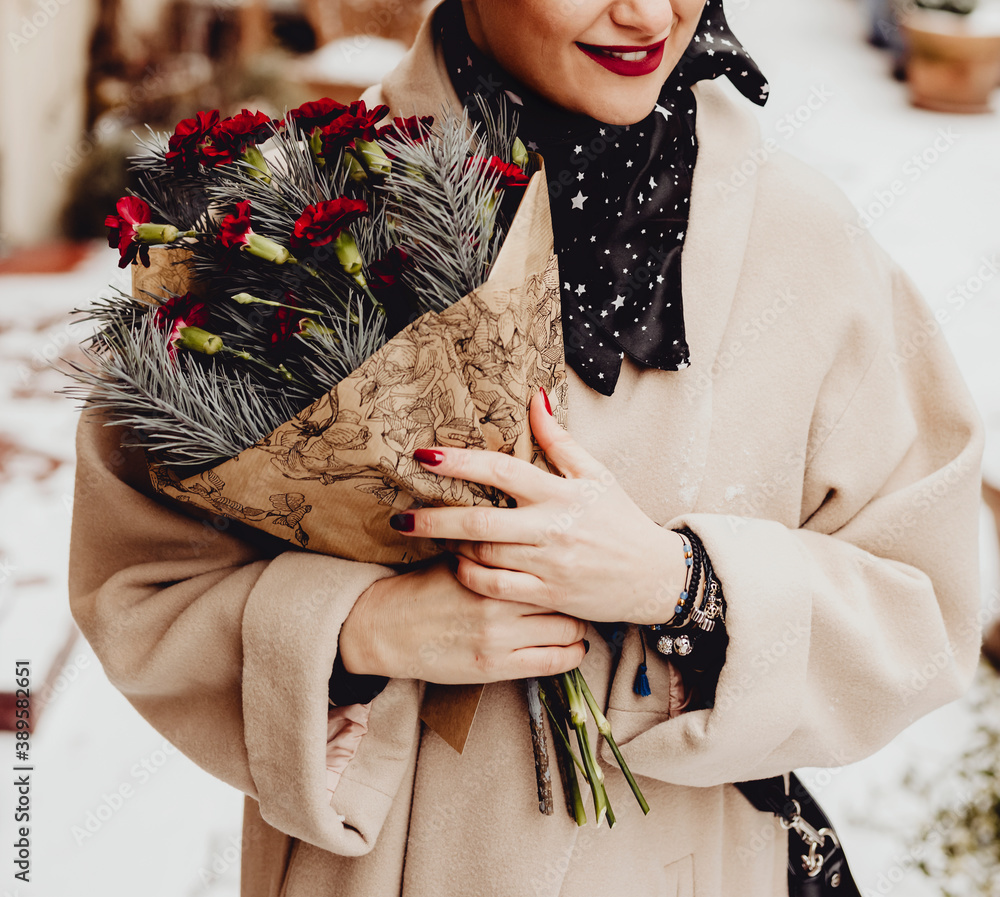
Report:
437,0,768,395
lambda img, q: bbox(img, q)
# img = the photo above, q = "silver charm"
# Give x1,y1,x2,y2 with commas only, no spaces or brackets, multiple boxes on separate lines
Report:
690,607,716,632
673,635,693,656
656,635,674,656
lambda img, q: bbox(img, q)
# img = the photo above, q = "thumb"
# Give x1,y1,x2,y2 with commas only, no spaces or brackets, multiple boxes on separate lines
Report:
529,387,606,480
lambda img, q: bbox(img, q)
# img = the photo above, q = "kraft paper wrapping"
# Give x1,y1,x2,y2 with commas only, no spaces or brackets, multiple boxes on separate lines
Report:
139,171,568,752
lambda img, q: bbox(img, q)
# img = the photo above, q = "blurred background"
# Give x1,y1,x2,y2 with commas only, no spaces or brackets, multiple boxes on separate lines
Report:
1,0,999,894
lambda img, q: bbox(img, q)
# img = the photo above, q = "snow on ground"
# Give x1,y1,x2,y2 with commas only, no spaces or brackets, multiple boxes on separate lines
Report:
0,1,998,895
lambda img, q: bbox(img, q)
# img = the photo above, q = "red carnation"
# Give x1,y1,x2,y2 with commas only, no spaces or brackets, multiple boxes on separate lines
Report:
203,109,274,167
166,109,220,171
220,200,254,250
152,293,210,359
291,198,368,250
105,196,152,268
153,293,209,331
369,247,417,334
320,101,390,156
376,115,434,143
468,155,531,189
219,201,291,264
286,98,348,133
369,246,410,292
270,295,307,346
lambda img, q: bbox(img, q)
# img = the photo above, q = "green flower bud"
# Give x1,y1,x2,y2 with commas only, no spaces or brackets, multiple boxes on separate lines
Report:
135,223,180,244
344,153,366,183
242,146,272,184
246,233,290,265
300,318,338,339
333,230,366,286
512,137,529,170
344,140,391,183
175,326,223,355
309,128,326,168
356,139,391,177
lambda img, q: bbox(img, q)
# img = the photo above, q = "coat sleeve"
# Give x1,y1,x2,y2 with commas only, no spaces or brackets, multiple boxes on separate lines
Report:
601,262,985,787
68,411,421,856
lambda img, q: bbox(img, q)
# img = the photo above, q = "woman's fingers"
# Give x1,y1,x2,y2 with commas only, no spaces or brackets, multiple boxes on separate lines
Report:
454,552,552,602
467,602,587,681
393,504,546,544
528,389,608,481
413,438,567,502
500,644,588,681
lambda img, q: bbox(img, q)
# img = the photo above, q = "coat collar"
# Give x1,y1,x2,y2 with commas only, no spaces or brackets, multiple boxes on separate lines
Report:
367,4,763,391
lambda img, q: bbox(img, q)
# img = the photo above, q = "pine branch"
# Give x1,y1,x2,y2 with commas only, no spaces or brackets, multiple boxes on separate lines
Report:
62,315,301,468
379,113,507,313
298,297,388,389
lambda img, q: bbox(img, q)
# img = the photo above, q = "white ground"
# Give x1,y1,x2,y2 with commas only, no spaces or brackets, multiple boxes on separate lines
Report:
0,0,998,895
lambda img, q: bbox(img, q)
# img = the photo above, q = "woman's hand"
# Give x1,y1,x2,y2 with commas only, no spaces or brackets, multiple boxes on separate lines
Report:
338,558,588,683
390,389,689,626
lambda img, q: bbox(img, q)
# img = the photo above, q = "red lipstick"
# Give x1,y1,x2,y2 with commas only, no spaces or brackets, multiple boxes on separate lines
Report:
576,40,666,77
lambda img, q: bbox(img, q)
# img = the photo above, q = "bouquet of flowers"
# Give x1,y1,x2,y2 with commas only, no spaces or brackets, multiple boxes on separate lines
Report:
65,98,648,827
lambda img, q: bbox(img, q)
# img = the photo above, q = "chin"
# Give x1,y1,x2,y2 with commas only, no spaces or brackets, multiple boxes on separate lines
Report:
568,91,662,127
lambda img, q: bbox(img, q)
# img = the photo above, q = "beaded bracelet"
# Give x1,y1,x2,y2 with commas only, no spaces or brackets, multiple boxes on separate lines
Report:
667,527,703,626
653,552,728,662
638,529,728,668
690,550,725,633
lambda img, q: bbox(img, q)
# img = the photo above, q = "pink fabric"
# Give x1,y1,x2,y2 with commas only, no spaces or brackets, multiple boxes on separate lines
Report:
325,703,372,801
669,663,695,717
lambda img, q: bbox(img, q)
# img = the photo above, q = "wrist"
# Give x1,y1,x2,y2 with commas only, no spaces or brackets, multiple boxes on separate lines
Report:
339,581,384,677
628,527,691,626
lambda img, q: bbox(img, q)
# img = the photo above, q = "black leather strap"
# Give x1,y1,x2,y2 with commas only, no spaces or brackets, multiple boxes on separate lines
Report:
736,773,862,897
735,775,799,820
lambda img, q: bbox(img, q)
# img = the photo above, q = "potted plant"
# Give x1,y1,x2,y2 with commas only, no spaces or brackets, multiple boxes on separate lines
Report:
900,0,1000,113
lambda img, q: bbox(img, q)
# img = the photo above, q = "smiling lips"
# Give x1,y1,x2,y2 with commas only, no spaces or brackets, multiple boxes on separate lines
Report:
576,40,667,77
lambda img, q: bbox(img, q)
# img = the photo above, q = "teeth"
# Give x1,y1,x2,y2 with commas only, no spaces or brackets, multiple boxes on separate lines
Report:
605,49,650,61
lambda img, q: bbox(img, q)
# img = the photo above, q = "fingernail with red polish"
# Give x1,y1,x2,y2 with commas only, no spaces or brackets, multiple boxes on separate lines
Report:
390,513,415,532
414,448,445,467
541,387,553,416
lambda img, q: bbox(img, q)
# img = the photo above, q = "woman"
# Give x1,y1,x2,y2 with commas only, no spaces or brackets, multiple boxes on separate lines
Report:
69,1,985,895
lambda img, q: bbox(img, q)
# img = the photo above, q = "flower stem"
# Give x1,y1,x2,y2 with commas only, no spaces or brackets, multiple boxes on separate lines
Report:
573,669,650,815
538,685,586,777
561,672,611,828
221,347,295,381
539,684,588,826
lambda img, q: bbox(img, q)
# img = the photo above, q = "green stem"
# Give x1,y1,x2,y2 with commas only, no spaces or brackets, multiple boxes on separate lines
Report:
540,685,588,826
221,347,295,382
538,685,586,776
561,672,611,827
573,669,650,816
287,259,367,322
560,733,588,827
231,292,323,316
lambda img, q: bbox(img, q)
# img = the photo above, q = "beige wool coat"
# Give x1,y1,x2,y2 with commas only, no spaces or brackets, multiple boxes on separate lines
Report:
69,10,985,897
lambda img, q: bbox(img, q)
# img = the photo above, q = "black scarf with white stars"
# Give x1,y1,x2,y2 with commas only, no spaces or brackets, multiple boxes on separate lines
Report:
438,0,769,395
